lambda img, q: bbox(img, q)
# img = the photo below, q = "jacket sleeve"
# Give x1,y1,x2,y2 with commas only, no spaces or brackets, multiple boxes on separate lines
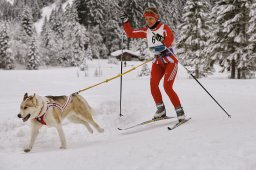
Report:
123,21,147,38
163,25,174,48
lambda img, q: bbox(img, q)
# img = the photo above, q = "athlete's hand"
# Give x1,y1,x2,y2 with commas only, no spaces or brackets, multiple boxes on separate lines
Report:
120,12,129,23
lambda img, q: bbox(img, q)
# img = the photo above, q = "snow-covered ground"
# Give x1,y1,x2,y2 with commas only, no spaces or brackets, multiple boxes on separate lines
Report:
0,60,256,170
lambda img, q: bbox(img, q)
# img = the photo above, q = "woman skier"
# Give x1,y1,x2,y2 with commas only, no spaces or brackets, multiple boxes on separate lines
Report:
121,7,186,122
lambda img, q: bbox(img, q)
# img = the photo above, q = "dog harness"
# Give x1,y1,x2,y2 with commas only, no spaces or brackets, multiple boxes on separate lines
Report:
35,95,72,125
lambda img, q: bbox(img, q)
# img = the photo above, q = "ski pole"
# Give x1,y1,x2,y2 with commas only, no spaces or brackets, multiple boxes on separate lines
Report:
152,33,231,118
119,19,125,117
183,66,231,118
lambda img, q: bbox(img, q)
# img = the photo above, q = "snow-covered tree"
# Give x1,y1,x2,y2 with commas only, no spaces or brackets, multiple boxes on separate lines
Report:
0,22,15,70
85,44,93,60
138,64,150,77
58,3,90,66
125,2,143,32
74,0,105,28
168,0,186,35
208,0,251,79
0,1,14,21
177,0,211,78
48,6,64,39
62,22,89,66
21,6,33,37
247,1,256,73
9,0,52,21
26,38,40,70
100,0,121,55
11,6,36,65
88,25,108,59
40,17,60,65
40,3,90,67
64,3,79,25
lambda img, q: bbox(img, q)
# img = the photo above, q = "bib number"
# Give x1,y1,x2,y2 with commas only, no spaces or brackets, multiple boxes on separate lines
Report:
152,36,156,44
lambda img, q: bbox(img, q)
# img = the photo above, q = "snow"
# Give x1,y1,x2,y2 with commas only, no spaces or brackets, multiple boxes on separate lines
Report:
62,0,74,10
1,59,256,170
5,0,14,5
34,3,57,34
34,0,74,34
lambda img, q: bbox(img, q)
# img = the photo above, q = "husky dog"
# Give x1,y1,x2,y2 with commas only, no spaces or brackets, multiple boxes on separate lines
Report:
18,93,104,152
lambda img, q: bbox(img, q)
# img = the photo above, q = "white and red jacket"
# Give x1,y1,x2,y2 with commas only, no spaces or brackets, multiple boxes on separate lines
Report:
123,21,178,64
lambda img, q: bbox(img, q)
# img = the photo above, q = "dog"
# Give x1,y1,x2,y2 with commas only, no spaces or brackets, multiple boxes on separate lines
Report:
18,93,104,152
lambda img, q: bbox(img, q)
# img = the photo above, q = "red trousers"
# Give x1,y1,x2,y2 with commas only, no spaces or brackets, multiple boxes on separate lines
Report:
150,60,181,109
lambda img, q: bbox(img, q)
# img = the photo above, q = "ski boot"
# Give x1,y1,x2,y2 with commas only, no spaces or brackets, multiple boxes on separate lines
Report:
175,106,185,122
153,103,166,120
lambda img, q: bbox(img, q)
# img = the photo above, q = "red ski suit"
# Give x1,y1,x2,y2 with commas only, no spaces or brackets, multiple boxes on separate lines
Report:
123,21,181,108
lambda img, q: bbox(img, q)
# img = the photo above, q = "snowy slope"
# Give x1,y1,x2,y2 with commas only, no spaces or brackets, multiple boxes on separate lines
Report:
0,60,256,170
34,0,74,34
34,3,56,34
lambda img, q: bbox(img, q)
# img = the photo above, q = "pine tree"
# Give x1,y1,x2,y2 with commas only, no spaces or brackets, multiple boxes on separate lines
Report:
60,3,90,66
48,6,64,39
0,1,13,21
209,0,251,79
7,20,27,65
74,0,105,28
26,38,40,70
86,44,93,60
177,0,211,78
21,6,33,37
123,0,143,28
69,23,89,66
247,1,256,74
88,25,106,59
74,0,108,59
64,3,79,25
168,0,186,35
40,17,60,65
100,0,121,55
15,6,35,65
142,0,161,8
0,22,15,69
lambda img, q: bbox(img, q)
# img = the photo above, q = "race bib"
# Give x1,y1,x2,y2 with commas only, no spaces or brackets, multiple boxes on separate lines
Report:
147,24,165,54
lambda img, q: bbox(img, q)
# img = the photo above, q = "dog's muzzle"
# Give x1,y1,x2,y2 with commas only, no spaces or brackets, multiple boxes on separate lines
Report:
18,114,31,122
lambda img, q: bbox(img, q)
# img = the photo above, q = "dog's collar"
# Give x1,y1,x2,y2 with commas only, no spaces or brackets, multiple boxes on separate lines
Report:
35,97,48,125
37,97,48,118
35,113,47,125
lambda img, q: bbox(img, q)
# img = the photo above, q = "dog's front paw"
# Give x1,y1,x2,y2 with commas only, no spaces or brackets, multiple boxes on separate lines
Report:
24,148,31,153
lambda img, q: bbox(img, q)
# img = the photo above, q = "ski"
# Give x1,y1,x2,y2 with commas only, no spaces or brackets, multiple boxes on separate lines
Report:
118,116,175,131
167,117,191,130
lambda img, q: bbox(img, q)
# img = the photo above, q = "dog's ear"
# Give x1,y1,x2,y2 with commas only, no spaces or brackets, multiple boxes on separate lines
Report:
23,93,29,101
32,93,38,106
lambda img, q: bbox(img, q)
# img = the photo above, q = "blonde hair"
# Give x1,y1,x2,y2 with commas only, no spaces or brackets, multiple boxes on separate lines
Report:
143,7,160,17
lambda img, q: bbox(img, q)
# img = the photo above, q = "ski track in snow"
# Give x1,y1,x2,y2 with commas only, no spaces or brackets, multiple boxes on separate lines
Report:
0,60,256,170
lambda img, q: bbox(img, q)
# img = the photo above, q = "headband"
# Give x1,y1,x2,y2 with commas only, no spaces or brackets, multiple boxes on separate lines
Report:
143,12,158,20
